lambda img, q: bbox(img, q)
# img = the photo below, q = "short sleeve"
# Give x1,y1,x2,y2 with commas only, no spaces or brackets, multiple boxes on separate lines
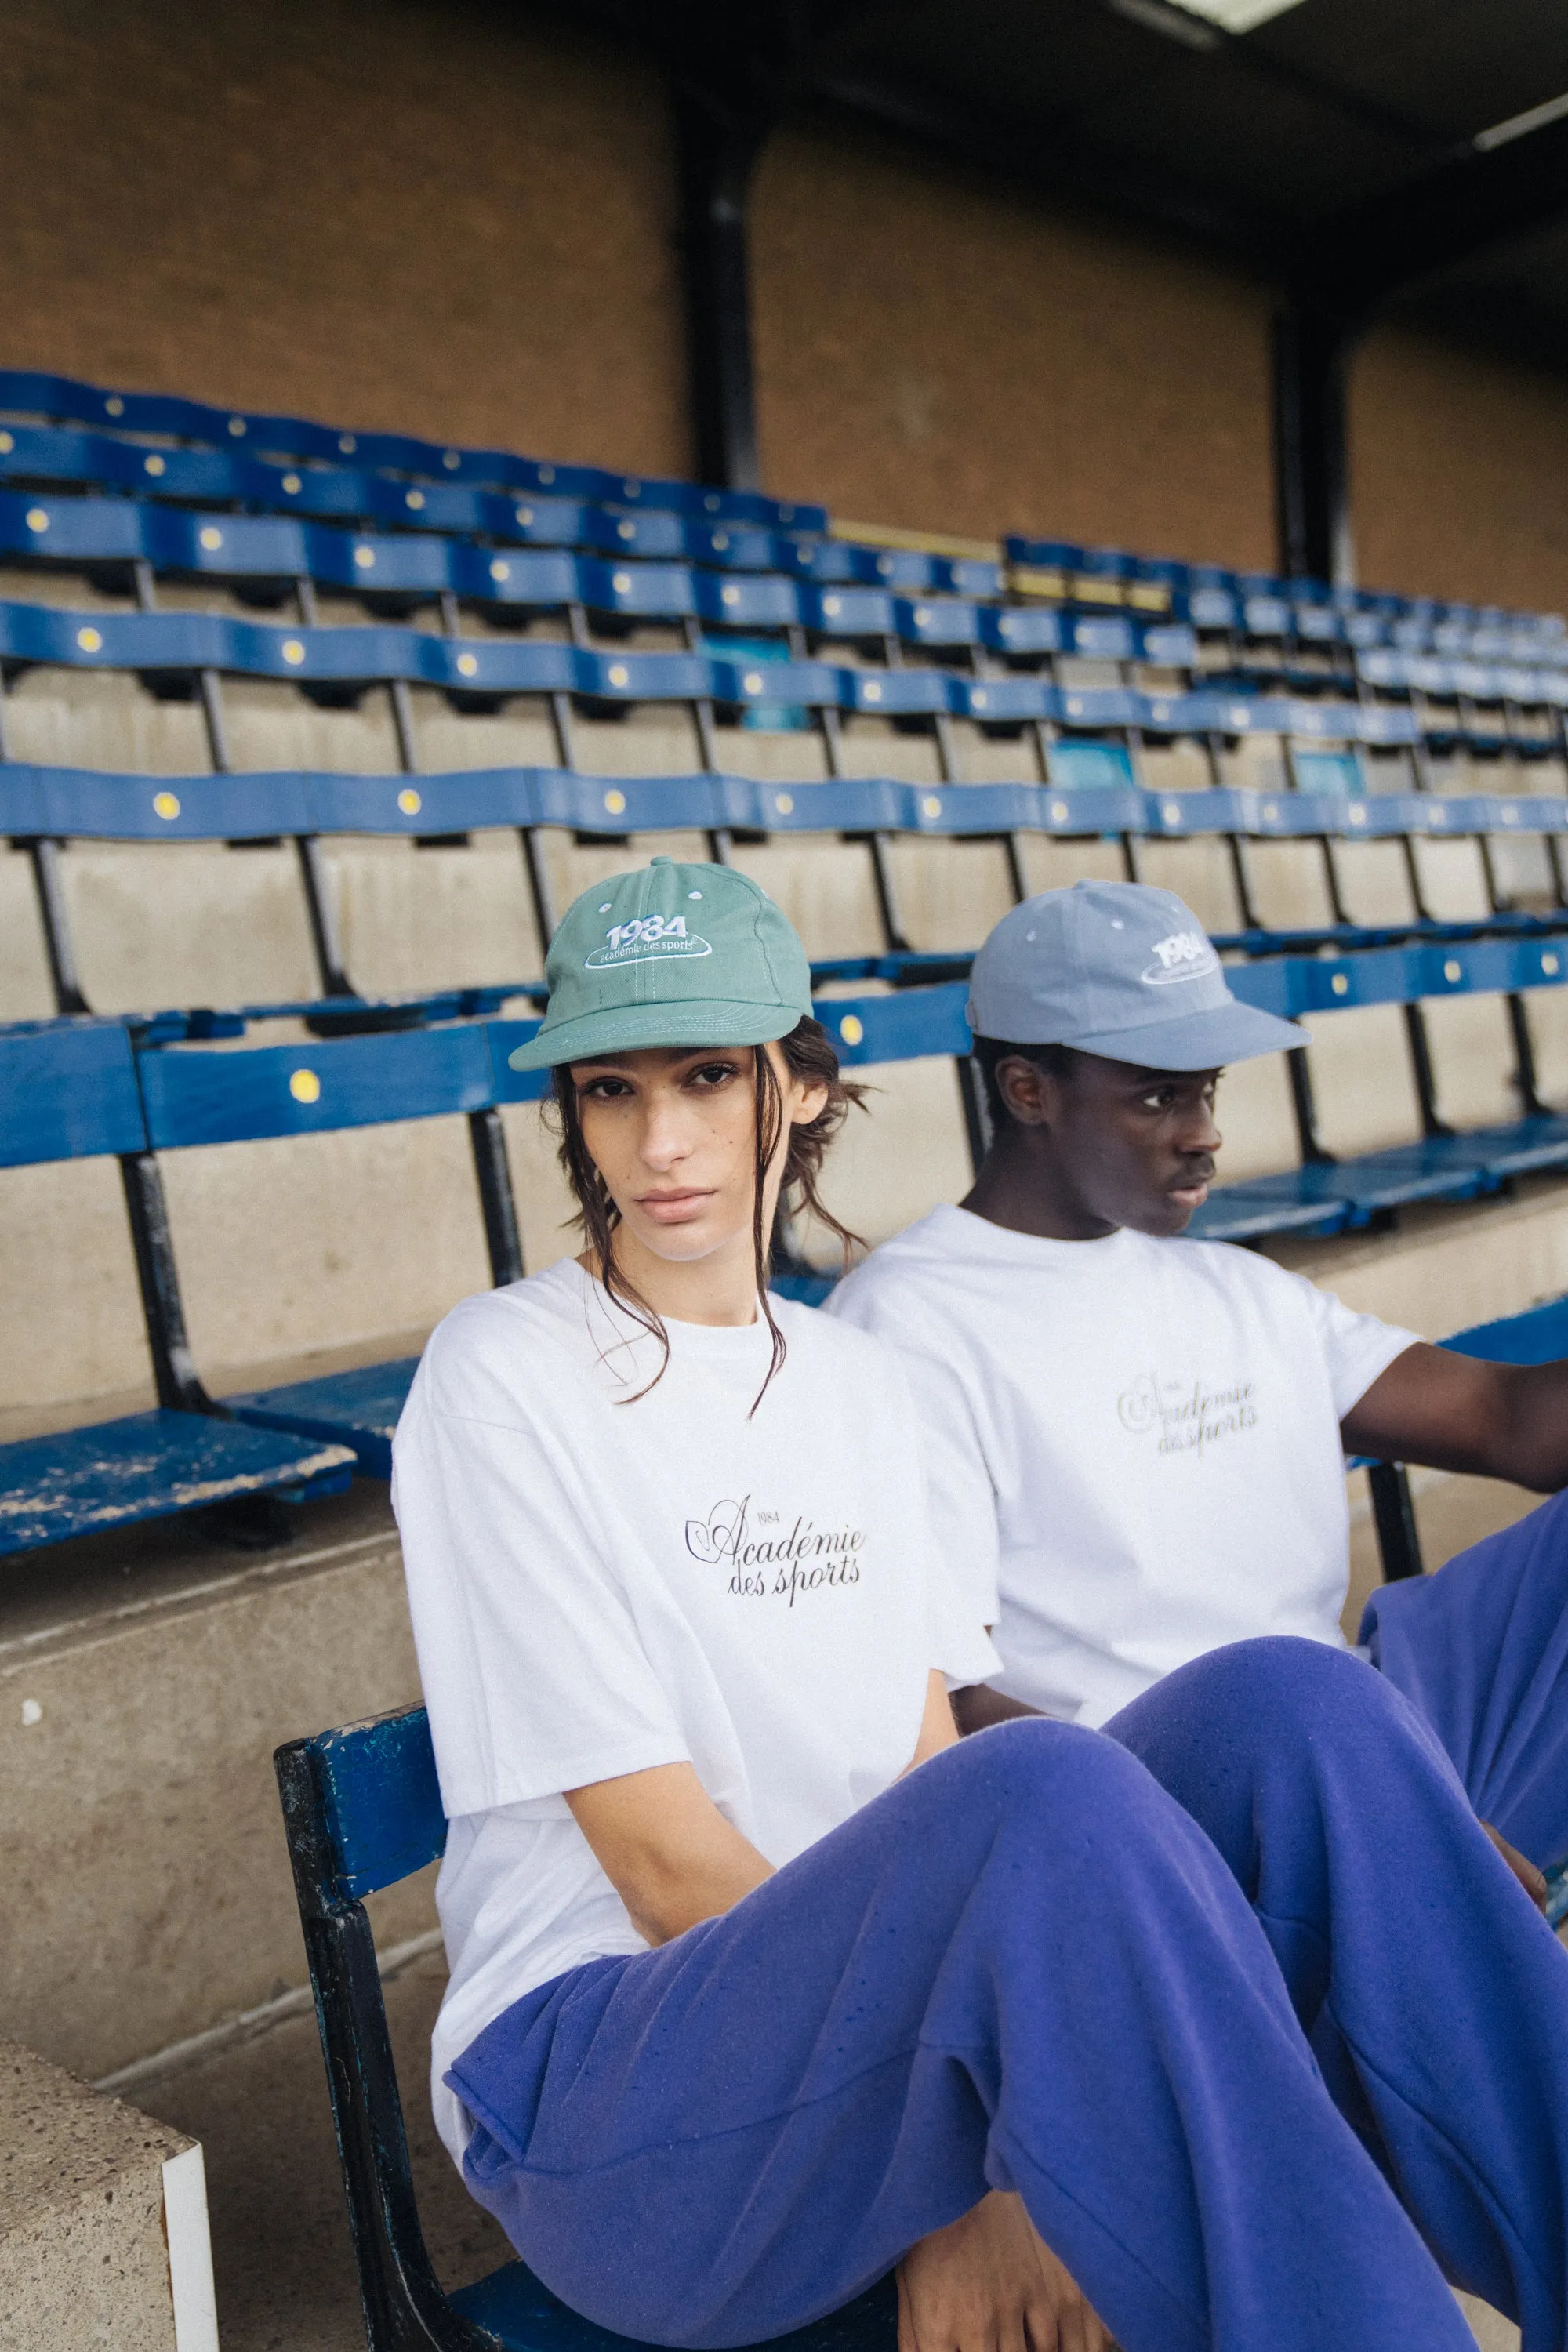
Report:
391,1308,691,1820
1297,1277,1420,1420
830,1283,1003,1645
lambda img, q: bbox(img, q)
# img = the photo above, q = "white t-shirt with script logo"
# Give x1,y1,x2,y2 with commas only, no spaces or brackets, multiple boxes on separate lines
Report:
828,1206,1416,1729
391,1258,997,2164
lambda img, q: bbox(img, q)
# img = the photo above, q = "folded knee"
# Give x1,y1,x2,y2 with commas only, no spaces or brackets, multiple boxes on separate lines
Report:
935,1714,1175,1829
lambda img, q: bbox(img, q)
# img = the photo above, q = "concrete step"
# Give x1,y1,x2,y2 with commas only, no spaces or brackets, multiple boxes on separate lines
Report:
0,2037,217,2350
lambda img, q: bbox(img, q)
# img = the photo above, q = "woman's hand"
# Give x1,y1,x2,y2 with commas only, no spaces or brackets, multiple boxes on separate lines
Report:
897,2190,1113,2352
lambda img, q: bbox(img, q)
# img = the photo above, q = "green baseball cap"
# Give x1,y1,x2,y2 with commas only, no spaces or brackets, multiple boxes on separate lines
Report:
507,856,813,1070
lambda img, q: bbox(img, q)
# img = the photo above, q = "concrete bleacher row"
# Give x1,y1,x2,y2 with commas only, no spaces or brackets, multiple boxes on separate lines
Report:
0,476,1563,701
9,921,1568,1555
0,361,1560,666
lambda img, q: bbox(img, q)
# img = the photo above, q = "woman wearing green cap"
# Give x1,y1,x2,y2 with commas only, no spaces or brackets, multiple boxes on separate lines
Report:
391,859,1561,2352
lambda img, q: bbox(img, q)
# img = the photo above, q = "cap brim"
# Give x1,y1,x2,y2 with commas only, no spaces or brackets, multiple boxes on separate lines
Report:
507,997,804,1070
1066,999,1308,1071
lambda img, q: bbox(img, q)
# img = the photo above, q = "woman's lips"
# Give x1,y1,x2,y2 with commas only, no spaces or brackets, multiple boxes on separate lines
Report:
637,1189,715,1224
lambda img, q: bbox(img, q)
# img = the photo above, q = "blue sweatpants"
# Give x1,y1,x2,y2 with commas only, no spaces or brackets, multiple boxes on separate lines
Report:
1363,1483,1568,1869
451,1640,1568,2352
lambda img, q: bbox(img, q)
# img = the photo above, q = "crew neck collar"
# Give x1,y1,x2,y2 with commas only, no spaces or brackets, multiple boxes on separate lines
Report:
923,1202,1142,1265
565,1258,775,1356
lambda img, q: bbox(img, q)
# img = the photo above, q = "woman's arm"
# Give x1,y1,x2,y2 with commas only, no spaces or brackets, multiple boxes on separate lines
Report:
567,1762,774,1945
572,1672,959,1941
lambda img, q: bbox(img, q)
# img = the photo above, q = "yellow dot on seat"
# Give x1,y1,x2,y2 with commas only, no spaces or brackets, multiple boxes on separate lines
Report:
1444,958,1462,982
862,680,883,703
712,532,729,550
608,663,630,688
25,507,47,532
228,417,245,437
444,451,460,470
456,652,479,677
840,1014,864,1046
1262,801,1278,819
76,626,103,652
1163,800,1181,822
339,434,356,454
405,489,426,510
282,474,302,494
281,638,305,665
152,790,180,819
604,789,626,815
743,671,764,694
775,793,794,815
0,431,13,452
1348,804,1367,824
199,525,222,550
617,521,635,541
1331,972,1349,995
823,595,841,617
397,788,422,815
721,585,739,606
516,506,534,527
104,397,124,418
354,545,375,568
612,572,632,593
914,607,931,626
623,481,640,499
143,453,165,476
923,795,942,818
490,560,510,583
537,466,555,486
289,1069,321,1104
1051,799,1069,821
972,690,988,710
1544,953,1561,975
1431,807,1448,825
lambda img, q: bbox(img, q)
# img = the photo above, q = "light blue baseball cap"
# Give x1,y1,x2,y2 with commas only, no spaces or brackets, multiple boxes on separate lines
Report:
967,880,1306,1070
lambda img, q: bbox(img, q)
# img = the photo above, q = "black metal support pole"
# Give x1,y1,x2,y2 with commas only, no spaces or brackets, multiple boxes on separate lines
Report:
674,89,768,493
1273,294,1358,587
1369,1460,1424,1582
466,1108,525,1289
118,1150,214,1414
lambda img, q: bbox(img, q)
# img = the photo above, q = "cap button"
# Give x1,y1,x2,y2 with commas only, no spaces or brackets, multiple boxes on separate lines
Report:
650,855,673,866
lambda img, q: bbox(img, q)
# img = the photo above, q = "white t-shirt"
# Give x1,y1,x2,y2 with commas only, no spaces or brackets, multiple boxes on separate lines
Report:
828,1206,1417,1730
391,1258,998,2166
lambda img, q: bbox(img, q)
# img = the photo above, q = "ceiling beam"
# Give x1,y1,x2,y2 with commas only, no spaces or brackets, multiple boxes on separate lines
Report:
1294,108,1568,315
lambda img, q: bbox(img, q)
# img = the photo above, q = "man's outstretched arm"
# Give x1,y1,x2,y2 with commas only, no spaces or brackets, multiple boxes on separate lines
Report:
1341,1343,1568,1494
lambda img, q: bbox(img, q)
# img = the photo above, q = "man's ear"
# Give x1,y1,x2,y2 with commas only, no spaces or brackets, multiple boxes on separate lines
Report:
993,1055,1056,1128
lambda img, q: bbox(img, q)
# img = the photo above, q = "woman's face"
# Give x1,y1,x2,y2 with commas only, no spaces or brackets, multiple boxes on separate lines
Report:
568,1043,829,1268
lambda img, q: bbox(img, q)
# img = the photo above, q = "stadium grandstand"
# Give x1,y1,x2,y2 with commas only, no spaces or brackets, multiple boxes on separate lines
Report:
7,2,1568,2347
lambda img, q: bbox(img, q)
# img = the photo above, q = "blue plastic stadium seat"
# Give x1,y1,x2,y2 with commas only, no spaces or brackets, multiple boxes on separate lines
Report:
227,1357,421,1478
0,1413,352,1556
0,1021,357,1552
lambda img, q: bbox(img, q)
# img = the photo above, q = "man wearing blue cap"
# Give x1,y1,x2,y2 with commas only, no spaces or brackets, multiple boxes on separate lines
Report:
831,880,1568,1891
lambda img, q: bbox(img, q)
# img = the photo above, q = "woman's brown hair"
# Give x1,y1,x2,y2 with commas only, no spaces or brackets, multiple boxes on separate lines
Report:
550,1017,866,1410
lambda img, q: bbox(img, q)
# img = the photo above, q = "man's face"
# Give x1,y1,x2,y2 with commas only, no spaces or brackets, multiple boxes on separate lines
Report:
996,1050,1223,1236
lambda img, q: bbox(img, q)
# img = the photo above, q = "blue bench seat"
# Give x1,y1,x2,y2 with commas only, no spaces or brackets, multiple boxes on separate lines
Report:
227,1357,422,1478
0,1409,353,1556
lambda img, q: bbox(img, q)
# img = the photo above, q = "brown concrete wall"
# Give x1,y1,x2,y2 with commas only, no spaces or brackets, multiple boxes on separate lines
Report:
0,0,685,474
750,118,1278,568
1351,322,1568,615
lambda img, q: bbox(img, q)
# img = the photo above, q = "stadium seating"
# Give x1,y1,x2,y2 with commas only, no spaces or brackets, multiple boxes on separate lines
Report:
8,365,1568,1592
0,1020,357,1553
9,920,1568,1555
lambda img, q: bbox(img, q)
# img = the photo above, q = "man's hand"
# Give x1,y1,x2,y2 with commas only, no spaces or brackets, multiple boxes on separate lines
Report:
1481,1820,1549,1911
898,2189,1112,2352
